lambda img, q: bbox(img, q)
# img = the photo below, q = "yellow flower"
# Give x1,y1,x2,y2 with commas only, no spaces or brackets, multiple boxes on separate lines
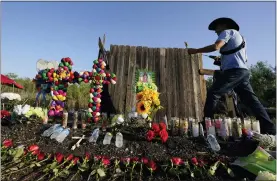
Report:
136,92,143,100
136,101,151,114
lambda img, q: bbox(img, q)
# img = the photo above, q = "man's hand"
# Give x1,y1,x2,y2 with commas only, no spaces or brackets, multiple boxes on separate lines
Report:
187,48,199,55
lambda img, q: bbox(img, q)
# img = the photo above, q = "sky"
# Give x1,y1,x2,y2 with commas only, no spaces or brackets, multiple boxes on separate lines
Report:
1,1,276,78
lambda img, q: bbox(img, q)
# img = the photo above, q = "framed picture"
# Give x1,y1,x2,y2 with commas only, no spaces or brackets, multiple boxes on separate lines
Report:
134,69,156,93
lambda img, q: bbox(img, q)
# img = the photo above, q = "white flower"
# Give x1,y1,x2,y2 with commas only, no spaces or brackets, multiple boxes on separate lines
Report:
1,92,21,101
141,113,148,119
255,171,276,181
117,115,124,124
21,104,31,115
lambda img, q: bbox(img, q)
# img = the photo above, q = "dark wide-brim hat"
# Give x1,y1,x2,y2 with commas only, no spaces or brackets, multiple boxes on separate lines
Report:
208,17,240,31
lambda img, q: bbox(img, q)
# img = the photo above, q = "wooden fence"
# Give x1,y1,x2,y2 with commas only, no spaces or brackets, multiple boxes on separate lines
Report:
106,45,206,121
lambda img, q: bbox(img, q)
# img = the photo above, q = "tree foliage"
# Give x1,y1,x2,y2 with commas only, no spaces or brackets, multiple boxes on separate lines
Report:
205,61,276,108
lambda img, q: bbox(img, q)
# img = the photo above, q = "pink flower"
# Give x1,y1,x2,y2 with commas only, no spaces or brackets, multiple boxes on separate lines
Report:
2,139,13,148
101,157,110,167
191,157,198,165
171,157,183,166
141,157,149,164
28,144,39,152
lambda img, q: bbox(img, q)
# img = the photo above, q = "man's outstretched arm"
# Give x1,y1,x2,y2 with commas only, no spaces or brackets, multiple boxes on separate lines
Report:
187,40,226,54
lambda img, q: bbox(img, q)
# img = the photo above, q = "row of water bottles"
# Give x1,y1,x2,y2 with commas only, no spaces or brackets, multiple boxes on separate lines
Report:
88,128,124,148
42,124,70,143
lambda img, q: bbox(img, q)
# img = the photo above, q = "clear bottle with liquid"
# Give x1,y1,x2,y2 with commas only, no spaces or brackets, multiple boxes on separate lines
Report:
50,126,64,139
115,132,123,148
55,128,70,143
103,132,113,145
42,124,61,137
207,134,221,152
89,128,100,143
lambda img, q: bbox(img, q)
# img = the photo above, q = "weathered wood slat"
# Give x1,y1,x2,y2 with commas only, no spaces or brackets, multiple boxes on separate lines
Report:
122,46,130,114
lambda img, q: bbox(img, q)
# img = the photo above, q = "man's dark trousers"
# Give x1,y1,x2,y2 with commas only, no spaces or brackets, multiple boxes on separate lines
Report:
204,68,276,135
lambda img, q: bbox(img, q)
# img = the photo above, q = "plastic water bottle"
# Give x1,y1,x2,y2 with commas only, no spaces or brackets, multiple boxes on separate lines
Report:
103,132,113,145
115,132,123,148
42,124,61,137
89,128,100,143
207,134,221,152
55,128,70,143
50,126,64,139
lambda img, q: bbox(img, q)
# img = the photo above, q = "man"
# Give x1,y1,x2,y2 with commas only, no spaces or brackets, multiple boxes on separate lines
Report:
188,17,275,135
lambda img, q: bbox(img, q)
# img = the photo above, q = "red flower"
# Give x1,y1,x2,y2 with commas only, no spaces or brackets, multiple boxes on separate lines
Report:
31,149,40,156
2,139,13,148
171,157,183,166
94,155,102,161
102,158,110,167
131,157,139,163
159,122,167,130
151,123,160,133
198,160,205,167
159,129,168,143
147,160,157,171
141,157,149,164
242,128,248,136
66,154,74,161
72,157,79,165
55,153,64,163
37,152,45,161
1,110,11,119
146,130,155,141
28,144,39,152
191,157,198,165
85,152,90,160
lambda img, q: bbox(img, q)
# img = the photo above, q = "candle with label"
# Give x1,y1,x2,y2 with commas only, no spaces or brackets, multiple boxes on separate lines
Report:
226,117,233,137
244,118,252,131
208,119,216,136
220,118,229,139
192,120,199,137
252,119,261,133
62,112,68,128
73,111,78,129
215,118,222,136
